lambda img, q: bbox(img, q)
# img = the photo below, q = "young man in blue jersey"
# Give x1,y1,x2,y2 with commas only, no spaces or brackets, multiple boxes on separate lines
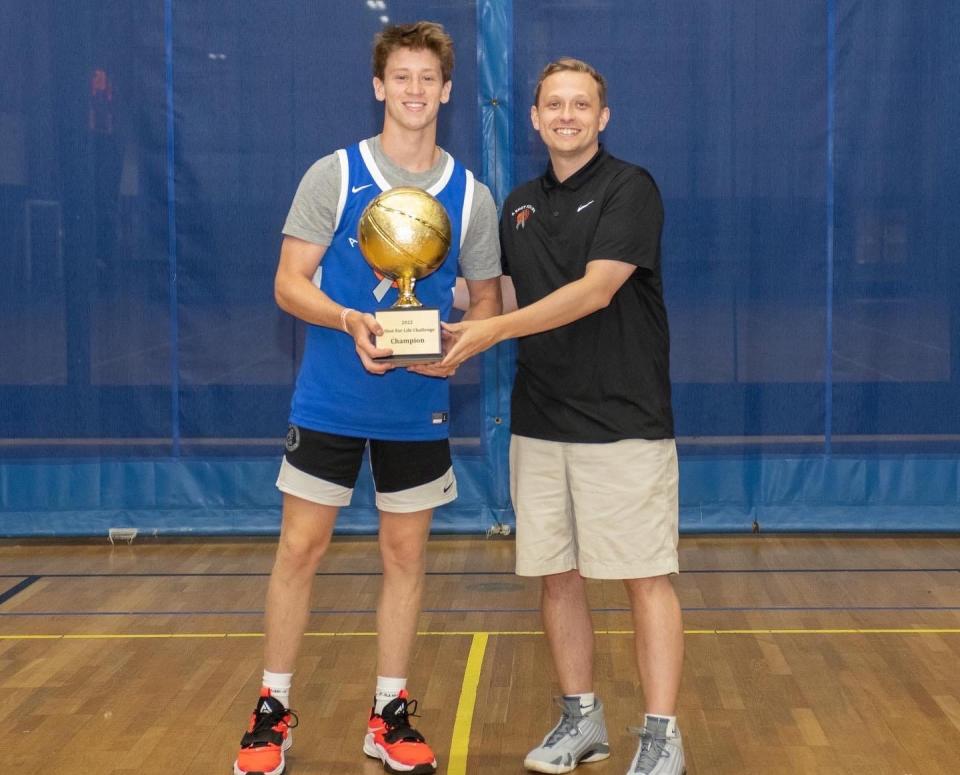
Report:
233,21,502,775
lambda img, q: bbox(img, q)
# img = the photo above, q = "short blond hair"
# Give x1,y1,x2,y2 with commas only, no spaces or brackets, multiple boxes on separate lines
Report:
372,21,455,83
534,57,607,108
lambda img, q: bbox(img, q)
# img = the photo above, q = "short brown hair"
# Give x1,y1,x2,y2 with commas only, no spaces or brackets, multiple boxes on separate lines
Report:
534,57,607,108
372,21,455,83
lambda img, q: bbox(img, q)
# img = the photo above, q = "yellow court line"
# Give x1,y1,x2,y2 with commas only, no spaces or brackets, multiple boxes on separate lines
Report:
447,633,489,775
3,628,960,642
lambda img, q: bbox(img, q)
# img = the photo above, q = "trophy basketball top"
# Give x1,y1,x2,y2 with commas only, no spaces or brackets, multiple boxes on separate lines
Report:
357,186,452,308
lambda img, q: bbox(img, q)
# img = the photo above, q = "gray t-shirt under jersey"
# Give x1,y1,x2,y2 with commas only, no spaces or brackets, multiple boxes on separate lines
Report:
283,135,501,280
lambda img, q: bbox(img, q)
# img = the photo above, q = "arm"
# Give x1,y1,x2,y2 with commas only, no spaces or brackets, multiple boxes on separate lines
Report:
408,276,502,378
439,259,636,368
275,235,394,374
411,180,504,376
462,276,503,320
442,167,663,368
454,275,517,314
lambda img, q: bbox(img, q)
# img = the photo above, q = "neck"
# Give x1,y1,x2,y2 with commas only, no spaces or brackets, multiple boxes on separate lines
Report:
549,144,599,183
379,123,440,173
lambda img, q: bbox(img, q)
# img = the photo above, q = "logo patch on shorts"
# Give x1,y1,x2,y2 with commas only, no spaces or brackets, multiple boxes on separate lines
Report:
285,424,301,452
432,411,449,425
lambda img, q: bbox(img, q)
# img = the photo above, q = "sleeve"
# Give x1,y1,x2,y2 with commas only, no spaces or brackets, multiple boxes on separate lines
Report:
457,181,503,280
281,152,341,247
498,205,512,277
587,169,663,271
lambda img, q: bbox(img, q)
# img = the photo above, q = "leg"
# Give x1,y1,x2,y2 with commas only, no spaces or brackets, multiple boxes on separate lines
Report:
623,575,686,774
368,437,453,677
624,574,684,715
376,507,433,676
512,436,610,773
527,573,610,773
235,493,337,775
511,433,585,688
236,428,363,775
566,438,682,713
541,569,595,695
263,493,339,672
364,509,438,774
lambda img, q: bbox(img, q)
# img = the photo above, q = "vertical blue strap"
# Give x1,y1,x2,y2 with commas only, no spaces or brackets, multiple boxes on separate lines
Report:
477,0,514,520
824,0,836,456
164,0,180,455
477,1,513,208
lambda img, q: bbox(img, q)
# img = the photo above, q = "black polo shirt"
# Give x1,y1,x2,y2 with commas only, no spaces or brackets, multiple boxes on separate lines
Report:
500,147,674,443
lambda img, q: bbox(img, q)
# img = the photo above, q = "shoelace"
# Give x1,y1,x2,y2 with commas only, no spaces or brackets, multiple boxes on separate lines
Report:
543,697,583,746
250,705,299,737
626,727,666,774
382,698,426,744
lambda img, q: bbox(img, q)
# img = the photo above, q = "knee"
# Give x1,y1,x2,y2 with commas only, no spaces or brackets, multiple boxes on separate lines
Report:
379,535,426,575
276,531,330,573
541,569,584,600
624,574,671,603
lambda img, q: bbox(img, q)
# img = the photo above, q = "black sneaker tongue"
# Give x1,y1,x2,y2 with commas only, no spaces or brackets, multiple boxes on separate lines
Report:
383,696,407,719
257,695,285,716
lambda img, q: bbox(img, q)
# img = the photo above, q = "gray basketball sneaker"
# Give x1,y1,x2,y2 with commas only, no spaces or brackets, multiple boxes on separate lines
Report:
626,716,686,775
524,696,610,773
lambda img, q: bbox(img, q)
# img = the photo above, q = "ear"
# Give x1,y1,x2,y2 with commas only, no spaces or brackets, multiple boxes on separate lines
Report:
598,106,610,132
440,79,452,104
373,77,385,102
530,105,540,131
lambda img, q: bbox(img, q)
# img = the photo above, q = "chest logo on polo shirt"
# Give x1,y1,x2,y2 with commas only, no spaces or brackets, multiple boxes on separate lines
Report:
512,204,536,230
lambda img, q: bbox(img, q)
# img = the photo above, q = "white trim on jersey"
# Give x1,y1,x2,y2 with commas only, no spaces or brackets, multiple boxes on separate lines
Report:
334,148,349,230
426,154,455,196
358,139,391,191
459,170,475,249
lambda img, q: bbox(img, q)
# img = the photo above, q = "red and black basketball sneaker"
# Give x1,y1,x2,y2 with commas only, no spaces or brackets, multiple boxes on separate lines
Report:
363,690,437,774
233,688,298,775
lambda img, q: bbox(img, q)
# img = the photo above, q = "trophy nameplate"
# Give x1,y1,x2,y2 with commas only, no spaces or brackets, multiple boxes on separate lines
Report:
374,308,442,365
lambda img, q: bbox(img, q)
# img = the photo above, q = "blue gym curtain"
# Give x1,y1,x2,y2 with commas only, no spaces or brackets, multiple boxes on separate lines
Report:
1,1,958,535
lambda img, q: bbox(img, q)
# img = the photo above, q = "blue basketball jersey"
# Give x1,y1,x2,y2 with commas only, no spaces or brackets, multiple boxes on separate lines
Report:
289,140,475,440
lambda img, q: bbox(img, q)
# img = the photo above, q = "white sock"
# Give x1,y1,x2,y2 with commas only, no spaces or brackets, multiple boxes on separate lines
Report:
374,675,407,715
565,692,596,713
262,670,293,708
644,713,678,738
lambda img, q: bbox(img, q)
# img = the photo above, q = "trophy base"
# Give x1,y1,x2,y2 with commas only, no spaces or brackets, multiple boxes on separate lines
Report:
374,307,442,365
375,353,443,366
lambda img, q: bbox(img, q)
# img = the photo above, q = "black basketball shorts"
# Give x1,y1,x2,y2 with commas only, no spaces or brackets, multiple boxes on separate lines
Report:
276,424,456,513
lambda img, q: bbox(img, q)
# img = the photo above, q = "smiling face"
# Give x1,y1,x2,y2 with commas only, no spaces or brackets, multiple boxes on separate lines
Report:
531,70,610,173
373,47,452,134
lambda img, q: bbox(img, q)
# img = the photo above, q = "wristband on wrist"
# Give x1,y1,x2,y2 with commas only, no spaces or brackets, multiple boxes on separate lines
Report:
339,307,354,333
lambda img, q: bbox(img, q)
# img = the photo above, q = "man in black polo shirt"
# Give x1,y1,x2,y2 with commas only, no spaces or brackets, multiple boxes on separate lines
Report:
442,58,685,775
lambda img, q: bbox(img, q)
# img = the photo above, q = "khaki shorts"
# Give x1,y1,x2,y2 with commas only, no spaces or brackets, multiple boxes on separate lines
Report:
510,435,679,580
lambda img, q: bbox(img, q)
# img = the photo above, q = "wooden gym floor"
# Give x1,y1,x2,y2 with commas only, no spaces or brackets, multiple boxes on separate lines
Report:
2,534,959,774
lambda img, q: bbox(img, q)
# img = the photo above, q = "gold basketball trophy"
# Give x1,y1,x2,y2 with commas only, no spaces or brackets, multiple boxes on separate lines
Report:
357,187,451,364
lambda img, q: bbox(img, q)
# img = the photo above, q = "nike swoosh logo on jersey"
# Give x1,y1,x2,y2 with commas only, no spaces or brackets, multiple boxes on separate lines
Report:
577,200,595,212
352,183,373,193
